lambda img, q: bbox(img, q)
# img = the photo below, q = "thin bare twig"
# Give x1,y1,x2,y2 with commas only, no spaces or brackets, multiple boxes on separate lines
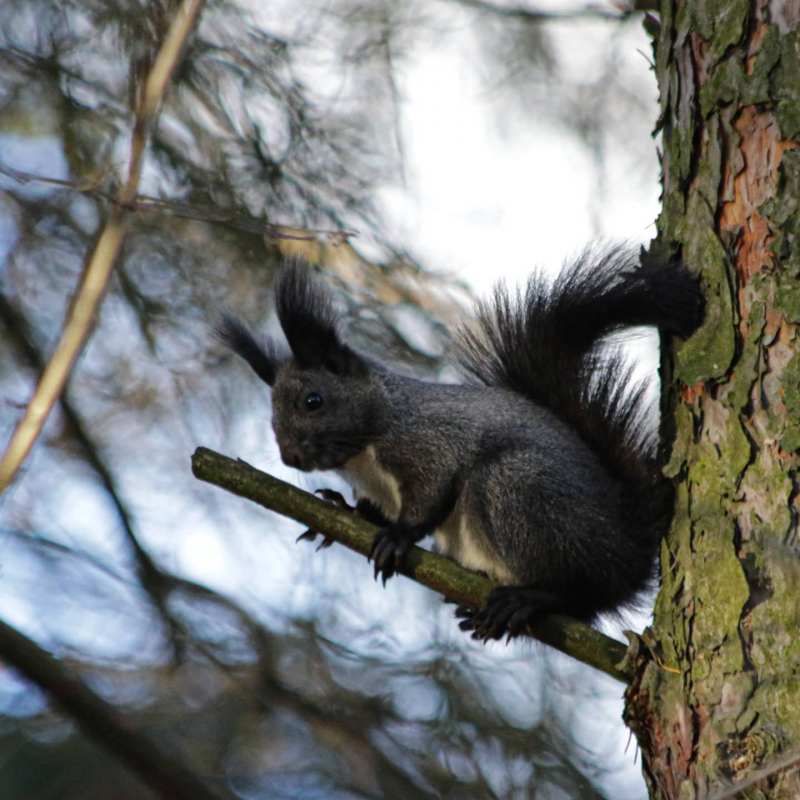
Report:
0,163,356,243
0,295,191,657
191,446,635,683
0,0,205,495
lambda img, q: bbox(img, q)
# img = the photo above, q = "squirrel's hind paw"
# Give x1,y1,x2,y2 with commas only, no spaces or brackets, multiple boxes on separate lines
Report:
457,585,562,642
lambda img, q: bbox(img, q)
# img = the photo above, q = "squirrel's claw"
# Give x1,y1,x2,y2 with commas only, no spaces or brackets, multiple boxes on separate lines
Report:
369,527,412,585
296,488,353,550
455,586,558,643
315,488,351,508
296,529,335,550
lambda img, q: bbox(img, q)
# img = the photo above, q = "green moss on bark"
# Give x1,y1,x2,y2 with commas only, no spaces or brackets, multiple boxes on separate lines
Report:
682,0,749,55
631,2,800,794
674,214,737,383
781,351,800,451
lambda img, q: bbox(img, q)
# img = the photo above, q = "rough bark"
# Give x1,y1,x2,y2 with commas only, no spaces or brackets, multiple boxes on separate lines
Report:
625,1,800,797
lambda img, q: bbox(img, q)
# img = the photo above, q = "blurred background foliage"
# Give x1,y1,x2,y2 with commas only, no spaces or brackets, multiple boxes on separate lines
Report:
0,0,659,797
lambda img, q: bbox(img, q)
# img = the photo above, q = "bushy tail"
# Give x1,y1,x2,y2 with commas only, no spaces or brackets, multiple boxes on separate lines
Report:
456,246,702,531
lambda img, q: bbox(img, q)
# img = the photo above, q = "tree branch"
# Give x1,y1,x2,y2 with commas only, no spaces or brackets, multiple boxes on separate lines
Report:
449,0,628,22
0,0,205,495
0,618,236,800
191,447,634,683
0,293,189,658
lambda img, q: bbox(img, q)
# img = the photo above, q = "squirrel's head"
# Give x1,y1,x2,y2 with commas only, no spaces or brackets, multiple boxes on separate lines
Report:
218,263,387,472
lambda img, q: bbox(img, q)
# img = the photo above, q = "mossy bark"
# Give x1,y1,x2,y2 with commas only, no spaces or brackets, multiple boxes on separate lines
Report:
626,1,800,797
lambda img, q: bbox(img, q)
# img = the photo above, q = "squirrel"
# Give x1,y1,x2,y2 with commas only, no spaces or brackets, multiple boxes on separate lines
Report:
218,249,703,641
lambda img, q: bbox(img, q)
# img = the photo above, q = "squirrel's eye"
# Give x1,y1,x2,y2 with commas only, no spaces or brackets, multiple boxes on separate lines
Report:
304,392,323,411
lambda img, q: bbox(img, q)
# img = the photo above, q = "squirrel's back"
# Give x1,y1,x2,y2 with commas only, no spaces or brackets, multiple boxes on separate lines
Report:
454,247,702,561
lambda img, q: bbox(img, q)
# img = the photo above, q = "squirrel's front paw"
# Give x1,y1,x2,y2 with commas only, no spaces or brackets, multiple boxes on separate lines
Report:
369,525,413,585
296,489,352,551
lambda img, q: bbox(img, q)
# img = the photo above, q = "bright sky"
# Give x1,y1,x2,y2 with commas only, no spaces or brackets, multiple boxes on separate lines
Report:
373,16,661,293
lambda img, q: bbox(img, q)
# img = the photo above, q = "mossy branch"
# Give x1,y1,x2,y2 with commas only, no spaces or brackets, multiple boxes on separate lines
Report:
192,447,635,683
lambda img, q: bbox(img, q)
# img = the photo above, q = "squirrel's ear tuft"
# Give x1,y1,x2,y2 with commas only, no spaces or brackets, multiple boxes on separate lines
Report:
275,262,367,376
215,314,285,387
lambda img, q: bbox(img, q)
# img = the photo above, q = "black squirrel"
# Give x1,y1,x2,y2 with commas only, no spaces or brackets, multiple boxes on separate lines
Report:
218,249,702,640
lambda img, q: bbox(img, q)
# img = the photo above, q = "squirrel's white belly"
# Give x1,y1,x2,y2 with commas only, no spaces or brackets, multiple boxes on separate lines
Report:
338,445,402,519
339,447,512,583
435,510,514,584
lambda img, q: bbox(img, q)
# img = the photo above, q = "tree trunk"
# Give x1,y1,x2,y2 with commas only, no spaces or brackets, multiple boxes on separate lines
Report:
625,1,800,797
